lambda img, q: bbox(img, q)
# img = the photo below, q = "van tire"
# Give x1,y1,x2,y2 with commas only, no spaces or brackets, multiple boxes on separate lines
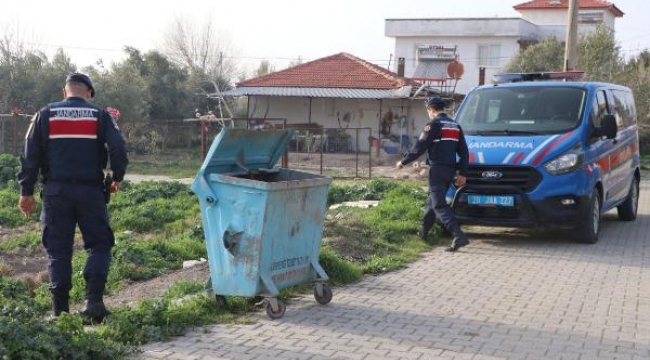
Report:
617,178,639,221
576,189,600,244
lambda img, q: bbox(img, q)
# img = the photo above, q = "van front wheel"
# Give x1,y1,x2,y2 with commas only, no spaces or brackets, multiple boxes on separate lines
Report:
576,189,601,244
617,178,639,221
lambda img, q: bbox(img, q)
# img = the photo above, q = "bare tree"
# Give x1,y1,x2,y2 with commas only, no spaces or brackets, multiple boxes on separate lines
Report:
287,56,303,69
161,16,237,82
0,23,48,114
256,60,275,77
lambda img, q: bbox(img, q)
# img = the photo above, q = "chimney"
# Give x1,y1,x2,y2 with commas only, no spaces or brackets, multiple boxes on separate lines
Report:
479,67,486,86
397,57,405,77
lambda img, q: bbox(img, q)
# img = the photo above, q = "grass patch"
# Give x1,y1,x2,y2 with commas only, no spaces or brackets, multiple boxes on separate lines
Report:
0,187,40,227
112,234,207,281
321,182,434,282
127,150,202,178
0,231,41,254
318,247,363,285
1,177,440,359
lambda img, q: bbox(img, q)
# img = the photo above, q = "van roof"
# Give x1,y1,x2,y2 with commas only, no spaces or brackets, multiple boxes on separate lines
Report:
476,79,632,92
493,72,585,83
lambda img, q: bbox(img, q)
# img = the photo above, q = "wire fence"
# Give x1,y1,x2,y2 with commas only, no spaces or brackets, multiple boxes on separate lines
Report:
0,117,403,178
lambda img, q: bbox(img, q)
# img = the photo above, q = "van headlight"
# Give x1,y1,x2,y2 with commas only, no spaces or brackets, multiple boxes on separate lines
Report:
544,153,583,175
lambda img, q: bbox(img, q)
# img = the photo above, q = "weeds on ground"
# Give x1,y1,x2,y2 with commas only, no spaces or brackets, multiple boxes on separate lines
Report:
0,174,436,359
0,231,41,253
127,150,203,178
321,180,433,280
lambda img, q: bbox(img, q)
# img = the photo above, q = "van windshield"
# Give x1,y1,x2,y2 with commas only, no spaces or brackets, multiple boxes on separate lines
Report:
455,86,586,135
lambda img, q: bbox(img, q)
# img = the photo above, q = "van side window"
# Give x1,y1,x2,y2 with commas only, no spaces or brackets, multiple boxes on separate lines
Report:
591,90,609,128
611,89,636,128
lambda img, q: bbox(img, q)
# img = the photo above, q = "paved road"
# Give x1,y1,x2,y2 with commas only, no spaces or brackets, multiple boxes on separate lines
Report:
141,182,650,360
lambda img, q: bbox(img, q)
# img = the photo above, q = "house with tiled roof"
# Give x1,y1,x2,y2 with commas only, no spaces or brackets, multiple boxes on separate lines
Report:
222,52,429,152
386,0,624,95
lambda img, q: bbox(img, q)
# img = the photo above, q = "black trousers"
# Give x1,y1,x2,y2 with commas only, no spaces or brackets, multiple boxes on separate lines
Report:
422,165,459,234
40,181,115,296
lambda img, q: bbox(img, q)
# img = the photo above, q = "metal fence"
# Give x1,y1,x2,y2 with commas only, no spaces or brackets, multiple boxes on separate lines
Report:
0,115,29,156
0,117,400,178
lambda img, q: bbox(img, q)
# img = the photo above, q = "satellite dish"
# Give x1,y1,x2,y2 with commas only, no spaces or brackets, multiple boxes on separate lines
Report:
447,60,465,79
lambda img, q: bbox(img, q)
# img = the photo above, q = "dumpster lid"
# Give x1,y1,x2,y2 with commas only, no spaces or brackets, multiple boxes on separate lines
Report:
199,128,295,174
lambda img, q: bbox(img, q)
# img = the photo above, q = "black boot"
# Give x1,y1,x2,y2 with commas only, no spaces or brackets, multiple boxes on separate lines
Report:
445,225,469,252
52,294,69,316
81,281,110,324
419,225,431,240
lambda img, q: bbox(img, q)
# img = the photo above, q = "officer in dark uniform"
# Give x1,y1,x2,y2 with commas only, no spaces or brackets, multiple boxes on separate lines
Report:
18,73,128,322
396,96,470,252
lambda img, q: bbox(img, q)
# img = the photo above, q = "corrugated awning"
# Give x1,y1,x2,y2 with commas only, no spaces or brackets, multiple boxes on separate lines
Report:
216,86,413,99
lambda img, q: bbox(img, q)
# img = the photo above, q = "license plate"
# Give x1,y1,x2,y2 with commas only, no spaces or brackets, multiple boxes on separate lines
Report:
467,195,514,207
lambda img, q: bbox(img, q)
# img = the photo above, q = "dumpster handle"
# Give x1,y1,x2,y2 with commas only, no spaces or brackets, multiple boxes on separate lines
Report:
311,258,329,282
260,273,280,296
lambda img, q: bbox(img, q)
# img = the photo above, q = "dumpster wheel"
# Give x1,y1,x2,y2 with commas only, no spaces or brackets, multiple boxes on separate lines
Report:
265,298,286,319
314,283,333,305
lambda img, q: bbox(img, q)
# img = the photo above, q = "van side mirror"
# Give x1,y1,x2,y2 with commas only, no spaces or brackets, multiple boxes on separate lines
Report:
596,114,617,139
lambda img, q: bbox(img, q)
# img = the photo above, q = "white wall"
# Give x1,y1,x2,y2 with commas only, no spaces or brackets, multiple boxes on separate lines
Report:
385,18,529,38
519,9,567,25
520,9,615,30
387,18,534,95
393,35,522,95
387,10,618,95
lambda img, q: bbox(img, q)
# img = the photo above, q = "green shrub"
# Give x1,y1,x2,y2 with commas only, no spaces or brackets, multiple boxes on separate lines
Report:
0,154,20,188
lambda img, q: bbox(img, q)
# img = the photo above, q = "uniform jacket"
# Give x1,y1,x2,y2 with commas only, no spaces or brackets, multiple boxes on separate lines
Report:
401,113,469,176
18,97,128,196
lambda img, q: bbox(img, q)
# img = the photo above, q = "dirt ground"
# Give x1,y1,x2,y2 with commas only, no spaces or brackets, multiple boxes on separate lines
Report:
0,165,423,308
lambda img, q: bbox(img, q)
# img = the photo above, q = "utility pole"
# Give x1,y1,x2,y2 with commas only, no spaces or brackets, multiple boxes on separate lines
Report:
564,0,579,71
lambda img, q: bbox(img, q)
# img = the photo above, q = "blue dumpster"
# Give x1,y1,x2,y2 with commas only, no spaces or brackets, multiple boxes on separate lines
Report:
191,128,333,319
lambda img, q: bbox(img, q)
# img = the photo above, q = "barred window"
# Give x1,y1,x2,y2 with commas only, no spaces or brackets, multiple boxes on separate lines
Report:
578,12,604,24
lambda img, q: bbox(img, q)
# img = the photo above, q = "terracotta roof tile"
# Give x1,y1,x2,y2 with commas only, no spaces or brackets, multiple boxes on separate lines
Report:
237,52,415,89
514,0,623,17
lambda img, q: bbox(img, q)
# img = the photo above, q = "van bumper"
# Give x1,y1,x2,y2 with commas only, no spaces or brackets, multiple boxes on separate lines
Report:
452,187,590,228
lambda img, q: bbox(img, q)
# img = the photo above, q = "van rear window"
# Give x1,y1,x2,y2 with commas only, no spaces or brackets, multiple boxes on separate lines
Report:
456,87,586,135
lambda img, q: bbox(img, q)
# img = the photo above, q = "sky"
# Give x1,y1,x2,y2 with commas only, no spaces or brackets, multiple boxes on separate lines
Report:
2,0,649,75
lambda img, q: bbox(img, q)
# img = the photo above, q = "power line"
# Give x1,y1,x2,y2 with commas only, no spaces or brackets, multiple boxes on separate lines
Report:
17,38,650,68
25,41,124,53
619,31,650,43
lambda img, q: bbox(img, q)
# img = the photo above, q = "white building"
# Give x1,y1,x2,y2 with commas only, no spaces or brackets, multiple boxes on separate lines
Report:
385,0,624,95
221,52,423,153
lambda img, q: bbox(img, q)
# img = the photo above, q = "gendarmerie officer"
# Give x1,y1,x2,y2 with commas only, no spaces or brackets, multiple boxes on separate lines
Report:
18,73,128,322
397,96,470,252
